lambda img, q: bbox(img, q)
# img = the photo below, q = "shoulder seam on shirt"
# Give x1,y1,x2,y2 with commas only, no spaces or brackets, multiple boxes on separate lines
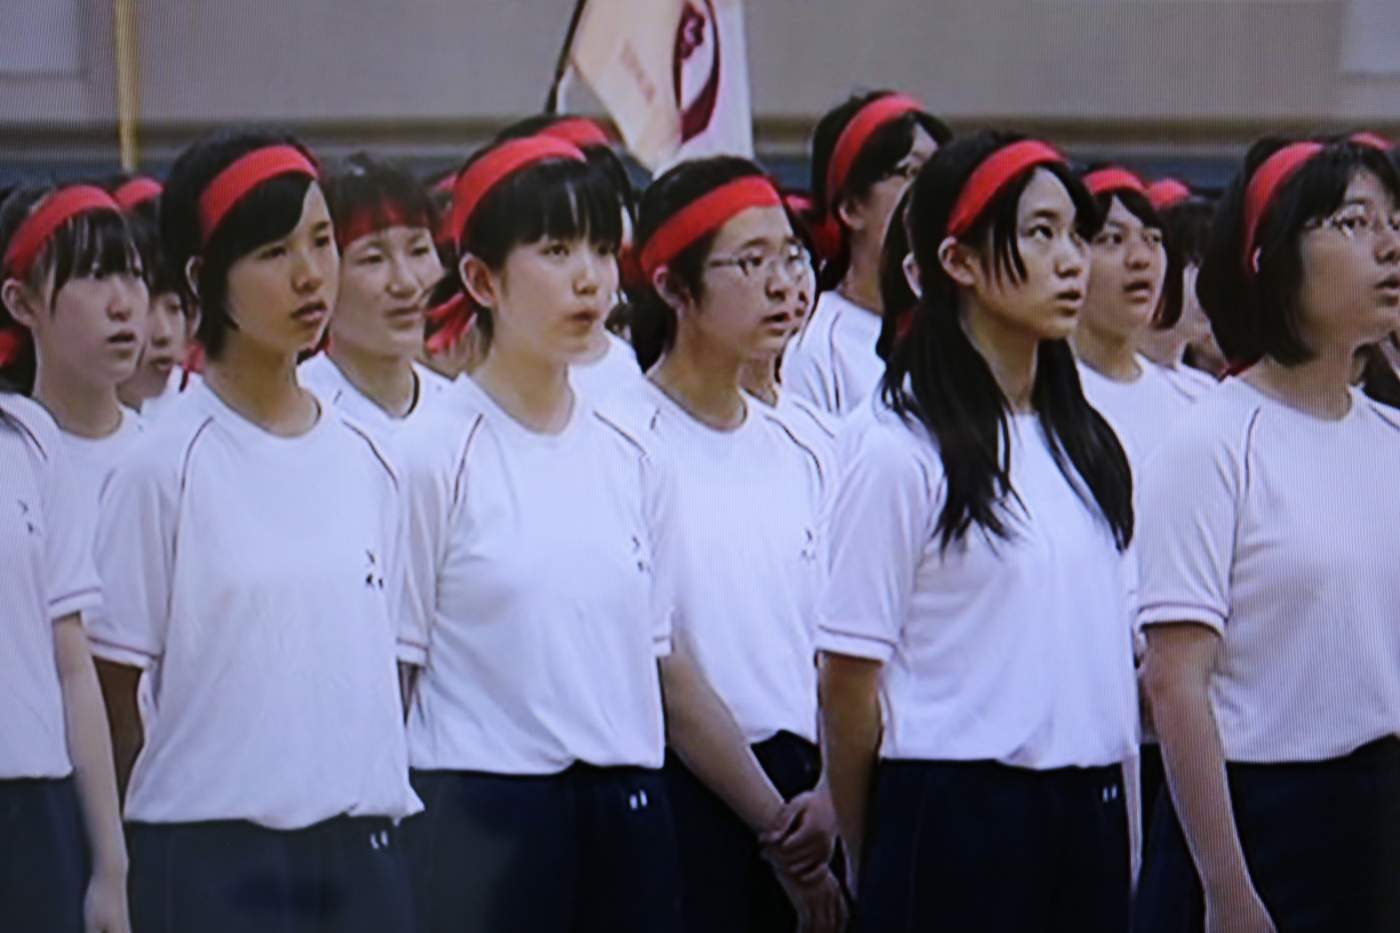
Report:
593,408,650,459
762,411,827,490
0,398,51,461
179,416,218,495
451,414,485,508
342,417,399,491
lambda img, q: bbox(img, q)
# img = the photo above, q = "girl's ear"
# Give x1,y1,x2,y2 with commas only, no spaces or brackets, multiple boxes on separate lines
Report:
1,278,41,330
184,257,203,299
651,265,692,316
459,254,498,312
902,252,923,298
938,236,979,288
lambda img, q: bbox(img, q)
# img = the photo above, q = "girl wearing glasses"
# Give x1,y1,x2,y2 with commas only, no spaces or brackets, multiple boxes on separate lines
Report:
618,156,845,933
819,132,1139,930
782,92,951,417
1134,138,1400,933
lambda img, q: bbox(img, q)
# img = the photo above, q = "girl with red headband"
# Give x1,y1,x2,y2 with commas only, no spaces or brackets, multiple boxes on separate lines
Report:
0,182,149,546
614,156,844,933
0,187,135,933
1073,165,1187,467
88,129,422,933
299,154,449,441
1137,181,1227,398
781,90,951,417
109,177,203,422
819,131,1138,930
1134,138,1400,933
393,137,680,933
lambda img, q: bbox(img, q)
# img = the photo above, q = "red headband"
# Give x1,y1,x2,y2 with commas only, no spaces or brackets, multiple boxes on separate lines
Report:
1243,141,1324,273
333,202,431,250
0,325,29,368
638,176,783,278
114,177,163,212
947,140,1065,238
1147,178,1192,212
826,94,925,207
537,118,611,149
1351,131,1392,151
424,293,473,355
198,145,319,246
2,186,122,280
1083,167,1146,197
449,137,586,248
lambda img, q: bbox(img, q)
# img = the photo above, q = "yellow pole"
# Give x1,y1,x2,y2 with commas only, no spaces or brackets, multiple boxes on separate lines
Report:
113,0,140,171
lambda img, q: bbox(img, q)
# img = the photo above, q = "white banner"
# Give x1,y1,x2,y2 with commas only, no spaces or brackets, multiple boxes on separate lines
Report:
1340,0,1400,76
568,0,754,172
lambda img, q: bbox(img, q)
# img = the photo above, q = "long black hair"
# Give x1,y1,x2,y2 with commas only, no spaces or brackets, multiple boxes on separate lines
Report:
1197,137,1400,366
811,91,952,291
628,156,770,372
885,130,1134,552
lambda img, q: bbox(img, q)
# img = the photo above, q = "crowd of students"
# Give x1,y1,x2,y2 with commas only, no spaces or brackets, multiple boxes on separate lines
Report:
3,92,1400,933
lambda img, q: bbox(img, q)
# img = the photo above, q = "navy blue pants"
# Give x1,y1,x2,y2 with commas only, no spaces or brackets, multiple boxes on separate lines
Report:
1132,736,1400,933
402,764,682,933
857,759,1131,933
127,815,416,933
0,777,87,933
664,730,824,933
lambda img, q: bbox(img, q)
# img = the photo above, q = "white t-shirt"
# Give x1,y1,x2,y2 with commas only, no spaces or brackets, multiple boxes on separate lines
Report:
397,375,671,775
299,354,447,445
1152,359,1217,405
1137,379,1400,763
59,405,144,512
781,292,885,417
140,367,202,424
0,394,103,780
818,397,1138,769
1078,357,1194,469
766,389,839,477
87,383,421,829
606,380,829,745
571,331,643,403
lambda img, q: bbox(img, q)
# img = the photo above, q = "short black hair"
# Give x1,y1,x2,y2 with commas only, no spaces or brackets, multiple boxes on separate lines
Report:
435,140,623,345
626,156,770,371
1197,137,1400,366
323,153,437,244
160,127,319,360
810,90,953,290
1081,166,1183,330
494,114,637,222
0,182,144,391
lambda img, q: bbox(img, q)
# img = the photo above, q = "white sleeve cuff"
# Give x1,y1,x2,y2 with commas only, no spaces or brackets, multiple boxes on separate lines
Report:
1137,601,1226,636
396,638,428,667
49,586,102,624
86,633,158,670
815,624,896,663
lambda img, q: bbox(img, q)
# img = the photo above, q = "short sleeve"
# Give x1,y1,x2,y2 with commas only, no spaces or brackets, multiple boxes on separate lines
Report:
1135,415,1246,635
40,440,102,623
782,339,837,416
816,418,936,663
89,448,177,669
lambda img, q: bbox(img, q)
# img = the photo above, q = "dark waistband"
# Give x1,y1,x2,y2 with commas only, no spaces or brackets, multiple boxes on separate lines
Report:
1227,734,1400,773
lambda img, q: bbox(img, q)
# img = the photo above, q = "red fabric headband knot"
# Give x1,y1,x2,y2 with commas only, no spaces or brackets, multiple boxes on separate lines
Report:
946,140,1066,239
1243,141,1325,276
1083,167,1147,198
114,177,163,212
2,186,122,280
826,94,925,208
1147,179,1193,212
198,145,319,247
449,137,586,249
638,176,783,279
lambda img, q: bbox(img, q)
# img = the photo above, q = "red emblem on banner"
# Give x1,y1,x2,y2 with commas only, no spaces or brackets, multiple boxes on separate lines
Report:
673,1,721,143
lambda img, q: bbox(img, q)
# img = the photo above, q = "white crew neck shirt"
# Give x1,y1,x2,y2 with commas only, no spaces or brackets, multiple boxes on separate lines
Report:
140,367,202,424
818,396,1138,769
781,291,885,417
1078,356,1194,469
299,353,447,445
1137,379,1400,763
397,374,671,775
571,330,643,404
88,383,421,829
606,379,829,745
0,394,103,780
1151,359,1217,405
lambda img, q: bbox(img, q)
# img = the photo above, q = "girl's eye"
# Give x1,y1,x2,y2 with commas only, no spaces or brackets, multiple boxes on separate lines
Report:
357,253,385,265
411,245,434,258
260,245,287,260
315,234,334,249
739,256,765,275
1028,224,1054,241
545,242,571,258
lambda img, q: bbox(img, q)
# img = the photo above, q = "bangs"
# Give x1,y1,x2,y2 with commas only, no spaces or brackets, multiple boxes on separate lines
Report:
983,161,1096,285
206,172,314,263
44,209,142,296
1270,144,1400,236
1101,189,1164,232
325,155,437,242
465,158,623,263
